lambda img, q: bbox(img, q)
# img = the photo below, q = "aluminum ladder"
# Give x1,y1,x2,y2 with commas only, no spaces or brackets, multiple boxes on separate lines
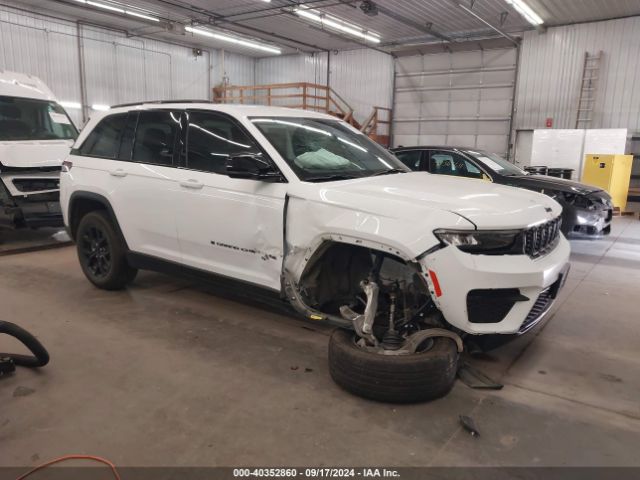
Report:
575,51,603,129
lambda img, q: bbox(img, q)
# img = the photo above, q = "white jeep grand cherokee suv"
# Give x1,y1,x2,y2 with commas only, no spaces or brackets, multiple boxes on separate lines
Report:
61,102,570,403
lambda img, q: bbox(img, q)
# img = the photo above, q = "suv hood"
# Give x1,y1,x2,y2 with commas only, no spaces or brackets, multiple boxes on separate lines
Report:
293,172,561,230
0,140,73,169
506,174,602,195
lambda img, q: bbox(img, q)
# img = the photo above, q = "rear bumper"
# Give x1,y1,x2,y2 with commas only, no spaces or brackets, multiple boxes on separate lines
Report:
420,236,571,335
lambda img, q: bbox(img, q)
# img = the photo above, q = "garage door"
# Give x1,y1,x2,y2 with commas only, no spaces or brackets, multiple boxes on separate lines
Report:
393,48,517,156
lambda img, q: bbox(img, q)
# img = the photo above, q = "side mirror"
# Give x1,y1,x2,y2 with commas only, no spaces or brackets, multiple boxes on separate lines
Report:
226,154,282,182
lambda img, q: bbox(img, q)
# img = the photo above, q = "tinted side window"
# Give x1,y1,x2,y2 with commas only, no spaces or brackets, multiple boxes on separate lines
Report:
186,111,260,174
395,150,423,170
79,113,127,158
132,110,181,166
429,151,483,179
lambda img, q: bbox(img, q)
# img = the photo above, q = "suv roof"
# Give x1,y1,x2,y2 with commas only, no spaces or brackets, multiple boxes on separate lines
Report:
77,103,345,148
99,103,335,118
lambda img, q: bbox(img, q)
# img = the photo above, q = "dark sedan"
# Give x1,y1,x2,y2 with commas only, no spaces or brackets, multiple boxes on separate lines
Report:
392,146,613,238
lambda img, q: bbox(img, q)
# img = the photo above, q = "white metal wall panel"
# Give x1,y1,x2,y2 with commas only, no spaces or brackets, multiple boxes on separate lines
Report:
0,5,261,126
515,16,640,131
393,48,517,155
256,53,328,85
254,53,327,109
144,36,210,100
212,50,256,87
256,49,393,123
81,25,208,107
0,5,82,125
330,49,394,123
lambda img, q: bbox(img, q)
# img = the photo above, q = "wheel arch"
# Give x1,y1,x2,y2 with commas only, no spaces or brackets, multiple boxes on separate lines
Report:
68,191,128,248
282,236,431,328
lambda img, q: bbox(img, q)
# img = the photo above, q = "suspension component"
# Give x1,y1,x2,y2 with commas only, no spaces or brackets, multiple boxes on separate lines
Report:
382,289,404,350
340,280,380,346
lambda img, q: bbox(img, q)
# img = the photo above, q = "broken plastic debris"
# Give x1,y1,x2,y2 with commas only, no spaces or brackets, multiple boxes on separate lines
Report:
459,415,480,437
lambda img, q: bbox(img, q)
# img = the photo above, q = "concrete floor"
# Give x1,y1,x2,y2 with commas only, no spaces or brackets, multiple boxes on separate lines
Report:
1,217,640,467
0,227,70,255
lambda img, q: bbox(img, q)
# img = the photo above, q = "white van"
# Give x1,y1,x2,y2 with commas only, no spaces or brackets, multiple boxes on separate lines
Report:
0,70,78,229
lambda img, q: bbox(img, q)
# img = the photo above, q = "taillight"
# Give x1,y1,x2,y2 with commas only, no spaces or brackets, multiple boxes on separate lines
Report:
61,160,73,172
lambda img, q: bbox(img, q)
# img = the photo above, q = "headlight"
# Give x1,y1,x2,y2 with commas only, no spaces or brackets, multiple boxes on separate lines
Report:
559,192,596,210
434,229,523,255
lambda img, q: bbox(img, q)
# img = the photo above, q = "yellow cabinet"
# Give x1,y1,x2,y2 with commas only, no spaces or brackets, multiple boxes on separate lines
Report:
582,154,633,211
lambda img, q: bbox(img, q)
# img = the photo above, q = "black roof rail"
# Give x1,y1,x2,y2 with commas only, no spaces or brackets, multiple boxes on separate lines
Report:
110,99,213,108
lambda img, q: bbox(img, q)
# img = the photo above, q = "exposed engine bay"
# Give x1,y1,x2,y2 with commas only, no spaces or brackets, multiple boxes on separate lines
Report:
297,243,463,355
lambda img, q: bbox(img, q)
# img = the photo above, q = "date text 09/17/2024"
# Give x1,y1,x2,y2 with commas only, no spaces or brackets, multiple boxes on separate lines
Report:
232,468,401,478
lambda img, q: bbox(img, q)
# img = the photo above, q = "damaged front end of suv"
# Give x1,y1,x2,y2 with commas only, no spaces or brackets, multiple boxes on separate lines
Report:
284,238,463,356
278,174,570,402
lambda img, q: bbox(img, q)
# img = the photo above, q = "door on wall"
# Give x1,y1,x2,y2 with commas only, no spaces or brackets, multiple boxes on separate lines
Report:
514,130,534,167
392,48,517,156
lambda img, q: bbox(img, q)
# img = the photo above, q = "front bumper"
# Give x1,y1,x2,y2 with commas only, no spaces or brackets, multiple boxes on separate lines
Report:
420,236,571,335
0,186,63,229
563,193,613,239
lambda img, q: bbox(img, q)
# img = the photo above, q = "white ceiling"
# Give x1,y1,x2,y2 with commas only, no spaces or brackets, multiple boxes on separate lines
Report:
11,0,640,57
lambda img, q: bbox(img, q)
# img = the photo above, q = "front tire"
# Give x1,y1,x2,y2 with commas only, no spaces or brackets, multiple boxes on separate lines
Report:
76,210,137,290
328,328,459,403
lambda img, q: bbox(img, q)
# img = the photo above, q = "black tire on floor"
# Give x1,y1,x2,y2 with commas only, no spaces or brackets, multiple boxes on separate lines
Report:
76,210,137,290
328,328,459,403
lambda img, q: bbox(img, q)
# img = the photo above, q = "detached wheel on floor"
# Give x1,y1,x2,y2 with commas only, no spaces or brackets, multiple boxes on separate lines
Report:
328,328,459,403
76,210,137,290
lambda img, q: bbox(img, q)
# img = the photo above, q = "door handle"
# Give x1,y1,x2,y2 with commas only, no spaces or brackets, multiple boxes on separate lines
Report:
109,169,128,178
179,179,204,189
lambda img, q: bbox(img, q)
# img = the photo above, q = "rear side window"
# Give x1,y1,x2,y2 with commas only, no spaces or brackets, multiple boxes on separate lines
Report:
186,111,260,174
395,150,423,170
132,110,181,166
79,113,127,158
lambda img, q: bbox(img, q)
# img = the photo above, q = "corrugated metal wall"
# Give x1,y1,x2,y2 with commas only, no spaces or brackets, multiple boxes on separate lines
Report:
0,5,83,125
80,26,210,107
331,49,394,124
393,48,517,154
211,50,256,87
515,16,640,131
256,49,393,123
0,4,257,127
256,52,328,85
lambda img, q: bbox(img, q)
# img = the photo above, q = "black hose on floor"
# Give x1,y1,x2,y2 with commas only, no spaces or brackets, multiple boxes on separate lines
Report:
0,320,49,368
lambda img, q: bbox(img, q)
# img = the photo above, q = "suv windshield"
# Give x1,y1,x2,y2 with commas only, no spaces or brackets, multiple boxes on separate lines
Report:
466,150,527,177
251,117,408,182
0,96,78,141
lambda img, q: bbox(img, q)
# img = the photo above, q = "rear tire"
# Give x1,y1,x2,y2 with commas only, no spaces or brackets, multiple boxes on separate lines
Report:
76,210,137,290
328,328,459,403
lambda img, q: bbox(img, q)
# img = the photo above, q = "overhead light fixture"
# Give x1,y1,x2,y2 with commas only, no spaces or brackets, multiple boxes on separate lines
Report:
294,8,381,43
86,0,124,13
185,26,282,54
125,10,160,22
91,104,110,111
71,0,160,22
505,0,543,25
59,101,82,109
